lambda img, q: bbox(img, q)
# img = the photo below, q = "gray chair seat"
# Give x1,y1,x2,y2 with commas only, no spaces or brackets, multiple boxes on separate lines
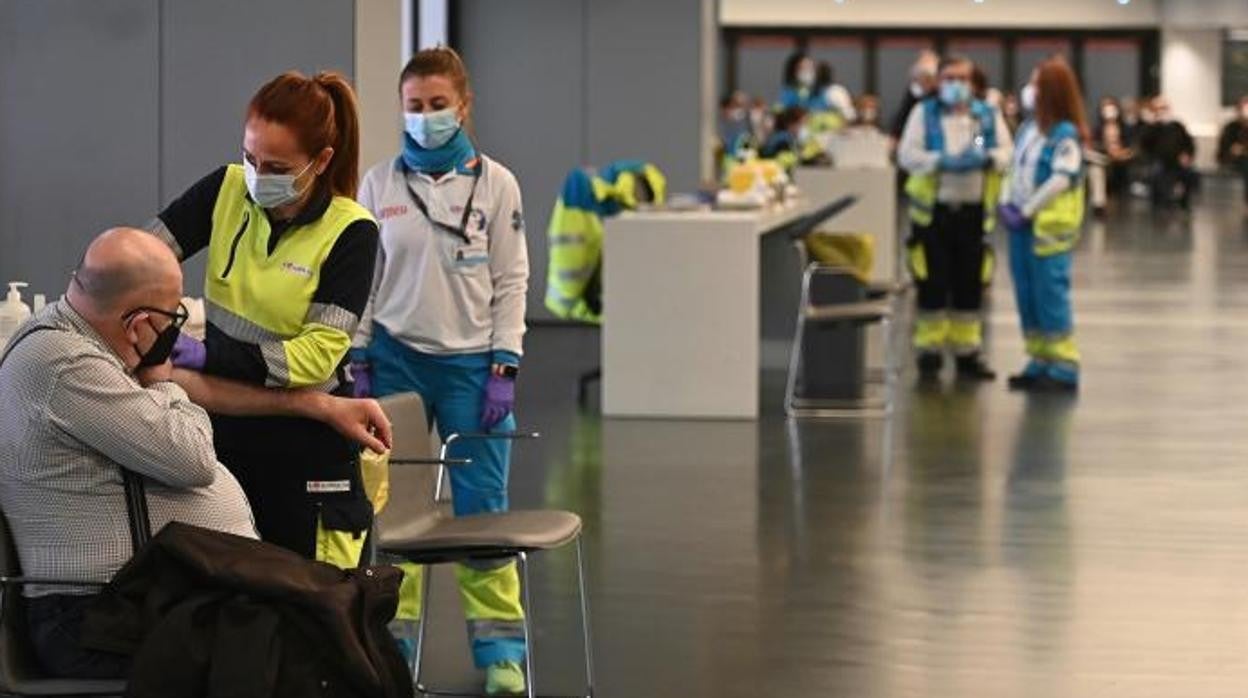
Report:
378,510,583,554
804,300,893,323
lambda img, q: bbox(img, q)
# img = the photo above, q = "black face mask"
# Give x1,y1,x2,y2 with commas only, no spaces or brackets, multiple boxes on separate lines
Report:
123,303,189,369
134,322,181,368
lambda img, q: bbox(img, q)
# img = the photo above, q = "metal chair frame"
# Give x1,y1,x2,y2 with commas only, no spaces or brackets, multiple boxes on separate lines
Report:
785,260,903,419
0,525,122,697
379,419,595,698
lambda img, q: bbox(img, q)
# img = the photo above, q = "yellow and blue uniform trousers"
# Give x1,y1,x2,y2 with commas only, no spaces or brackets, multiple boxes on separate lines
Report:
1007,120,1085,386
368,324,526,667
1008,225,1079,385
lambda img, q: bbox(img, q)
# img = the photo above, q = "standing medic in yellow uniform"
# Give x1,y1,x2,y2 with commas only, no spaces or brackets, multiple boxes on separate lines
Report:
898,56,1013,381
148,71,380,567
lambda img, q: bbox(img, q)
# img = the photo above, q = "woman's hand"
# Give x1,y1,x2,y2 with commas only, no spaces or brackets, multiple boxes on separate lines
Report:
171,334,207,371
315,394,393,454
480,372,515,430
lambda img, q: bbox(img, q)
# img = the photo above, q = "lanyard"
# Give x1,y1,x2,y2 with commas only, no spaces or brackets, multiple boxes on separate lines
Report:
402,160,483,245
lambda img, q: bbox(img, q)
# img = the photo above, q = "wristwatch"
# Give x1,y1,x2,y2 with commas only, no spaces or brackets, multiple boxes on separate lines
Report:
493,363,519,379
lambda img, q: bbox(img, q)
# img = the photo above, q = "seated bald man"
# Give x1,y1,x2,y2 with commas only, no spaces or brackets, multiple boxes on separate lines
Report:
0,228,391,679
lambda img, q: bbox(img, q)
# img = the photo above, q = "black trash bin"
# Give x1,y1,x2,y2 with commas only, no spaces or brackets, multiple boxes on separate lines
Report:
796,271,867,401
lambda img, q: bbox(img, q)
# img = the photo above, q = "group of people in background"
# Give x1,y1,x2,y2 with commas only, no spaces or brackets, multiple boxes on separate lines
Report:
718,45,1248,396
716,52,886,173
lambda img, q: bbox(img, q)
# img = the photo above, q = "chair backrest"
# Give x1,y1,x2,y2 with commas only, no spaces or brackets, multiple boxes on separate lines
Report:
0,510,48,690
375,393,448,540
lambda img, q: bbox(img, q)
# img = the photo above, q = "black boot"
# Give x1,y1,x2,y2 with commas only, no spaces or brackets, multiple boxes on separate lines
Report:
956,354,996,381
1007,373,1041,390
1030,375,1079,394
916,352,943,378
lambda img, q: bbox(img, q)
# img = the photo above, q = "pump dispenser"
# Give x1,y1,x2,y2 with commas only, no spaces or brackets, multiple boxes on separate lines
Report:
0,282,32,350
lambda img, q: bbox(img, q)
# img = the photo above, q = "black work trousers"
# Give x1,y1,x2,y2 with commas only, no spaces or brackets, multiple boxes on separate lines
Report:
27,594,129,679
914,203,987,316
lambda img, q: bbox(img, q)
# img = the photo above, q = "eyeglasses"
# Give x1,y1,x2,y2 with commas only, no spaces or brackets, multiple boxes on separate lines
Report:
122,302,190,331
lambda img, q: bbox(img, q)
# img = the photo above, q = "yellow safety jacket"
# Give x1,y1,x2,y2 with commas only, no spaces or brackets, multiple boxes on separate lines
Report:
155,164,377,391
1029,121,1086,256
153,163,380,569
904,98,1003,233
545,161,666,324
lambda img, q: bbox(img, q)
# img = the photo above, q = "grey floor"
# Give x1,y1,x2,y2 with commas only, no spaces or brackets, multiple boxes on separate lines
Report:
418,179,1248,698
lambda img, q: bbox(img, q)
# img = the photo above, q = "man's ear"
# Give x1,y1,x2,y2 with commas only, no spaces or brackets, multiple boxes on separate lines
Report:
122,313,143,344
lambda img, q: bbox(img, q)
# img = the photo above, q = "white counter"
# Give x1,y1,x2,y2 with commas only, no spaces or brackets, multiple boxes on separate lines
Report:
601,199,815,419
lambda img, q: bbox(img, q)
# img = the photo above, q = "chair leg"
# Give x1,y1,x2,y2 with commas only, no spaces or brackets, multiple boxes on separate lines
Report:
577,368,601,409
785,311,808,418
575,538,596,697
518,552,537,698
414,564,434,692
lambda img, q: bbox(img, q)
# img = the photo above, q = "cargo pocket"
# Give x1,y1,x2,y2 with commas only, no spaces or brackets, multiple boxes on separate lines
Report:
315,496,374,570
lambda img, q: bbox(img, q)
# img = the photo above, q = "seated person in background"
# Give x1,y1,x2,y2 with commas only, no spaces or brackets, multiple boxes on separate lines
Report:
717,91,753,161
854,94,882,131
815,61,857,124
747,97,774,147
1093,97,1134,201
890,49,939,145
0,228,390,679
1139,97,1198,210
760,106,829,168
1001,92,1023,136
1217,95,1248,206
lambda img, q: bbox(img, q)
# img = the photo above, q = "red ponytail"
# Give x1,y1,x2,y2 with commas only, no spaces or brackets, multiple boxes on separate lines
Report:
247,70,361,199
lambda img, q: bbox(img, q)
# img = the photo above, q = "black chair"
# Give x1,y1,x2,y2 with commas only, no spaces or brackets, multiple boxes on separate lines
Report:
0,511,123,697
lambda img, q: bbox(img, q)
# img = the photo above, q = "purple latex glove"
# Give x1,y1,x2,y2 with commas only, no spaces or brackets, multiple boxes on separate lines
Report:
480,373,515,430
998,203,1029,232
350,362,372,398
170,334,206,370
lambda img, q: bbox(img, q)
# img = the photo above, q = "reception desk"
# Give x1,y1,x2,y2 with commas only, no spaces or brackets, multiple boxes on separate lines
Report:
601,200,817,420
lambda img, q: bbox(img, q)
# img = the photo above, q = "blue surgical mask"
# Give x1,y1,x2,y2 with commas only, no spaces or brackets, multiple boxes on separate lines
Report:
940,80,971,106
243,158,314,209
405,108,462,149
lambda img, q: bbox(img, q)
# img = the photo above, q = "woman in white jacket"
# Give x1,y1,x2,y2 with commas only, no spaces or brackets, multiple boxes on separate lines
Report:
349,47,530,695
998,58,1088,393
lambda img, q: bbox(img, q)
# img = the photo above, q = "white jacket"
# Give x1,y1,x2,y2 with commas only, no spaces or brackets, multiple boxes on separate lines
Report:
353,154,529,359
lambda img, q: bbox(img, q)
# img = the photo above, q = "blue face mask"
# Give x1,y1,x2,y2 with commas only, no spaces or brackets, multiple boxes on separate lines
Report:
939,80,971,106
405,108,461,149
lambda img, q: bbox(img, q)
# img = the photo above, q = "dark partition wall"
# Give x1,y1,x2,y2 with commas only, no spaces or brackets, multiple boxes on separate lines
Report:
0,0,356,297
736,36,798,105
0,0,160,296
456,0,715,319
949,37,1006,94
876,37,935,134
1014,37,1074,82
1084,38,1144,113
809,36,867,96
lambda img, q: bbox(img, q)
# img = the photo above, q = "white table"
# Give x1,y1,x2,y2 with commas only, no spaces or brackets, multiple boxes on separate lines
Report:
601,200,815,419
793,166,899,283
